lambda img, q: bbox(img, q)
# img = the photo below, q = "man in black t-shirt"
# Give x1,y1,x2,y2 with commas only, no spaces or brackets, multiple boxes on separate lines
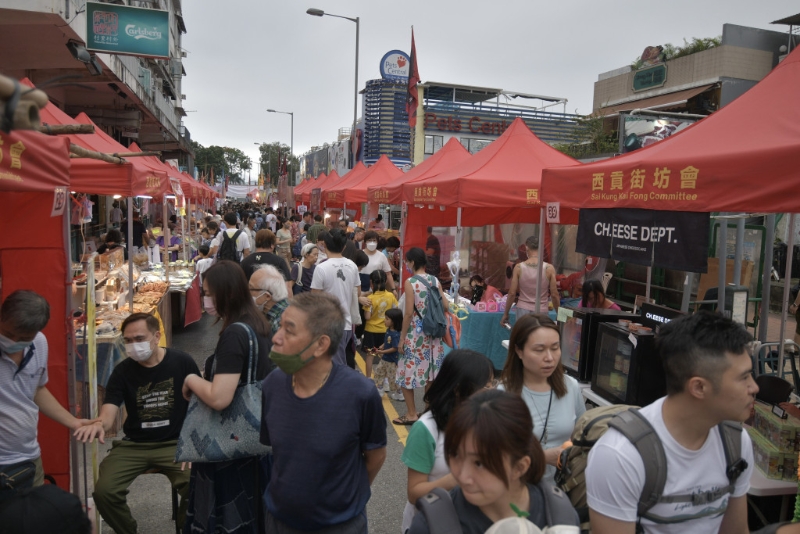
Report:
426,226,441,278
74,313,199,534
240,228,292,288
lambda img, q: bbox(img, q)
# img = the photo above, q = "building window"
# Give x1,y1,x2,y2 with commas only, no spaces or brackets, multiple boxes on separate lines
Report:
460,138,492,154
424,135,443,155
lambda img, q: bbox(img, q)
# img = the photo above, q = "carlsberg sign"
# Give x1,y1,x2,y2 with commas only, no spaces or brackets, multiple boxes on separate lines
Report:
87,2,170,59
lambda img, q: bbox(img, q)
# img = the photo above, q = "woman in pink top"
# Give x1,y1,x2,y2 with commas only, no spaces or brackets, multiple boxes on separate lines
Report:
501,236,560,326
578,279,621,310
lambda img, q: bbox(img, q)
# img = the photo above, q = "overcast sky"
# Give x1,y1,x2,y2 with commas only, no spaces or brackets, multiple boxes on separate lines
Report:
181,0,797,170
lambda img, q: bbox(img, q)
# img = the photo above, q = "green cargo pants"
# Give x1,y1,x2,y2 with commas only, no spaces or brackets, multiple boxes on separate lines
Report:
93,439,189,534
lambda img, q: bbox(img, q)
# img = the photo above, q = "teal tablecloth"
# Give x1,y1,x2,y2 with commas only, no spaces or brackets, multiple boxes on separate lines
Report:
459,310,557,371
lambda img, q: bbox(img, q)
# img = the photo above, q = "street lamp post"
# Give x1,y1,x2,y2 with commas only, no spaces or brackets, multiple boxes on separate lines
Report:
307,8,359,167
267,109,294,185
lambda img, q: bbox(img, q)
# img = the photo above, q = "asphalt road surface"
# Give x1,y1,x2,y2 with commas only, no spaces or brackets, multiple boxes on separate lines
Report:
91,312,421,534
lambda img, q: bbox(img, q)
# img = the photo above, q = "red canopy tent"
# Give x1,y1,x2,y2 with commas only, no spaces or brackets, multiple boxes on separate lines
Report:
320,162,368,208
309,170,340,211
294,173,325,204
399,118,581,254
367,137,470,206
37,102,169,199
540,46,800,212
325,155,402,207
0,128,72,489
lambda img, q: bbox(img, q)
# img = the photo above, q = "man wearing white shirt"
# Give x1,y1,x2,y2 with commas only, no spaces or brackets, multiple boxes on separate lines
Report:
208,212,250,261
586,312,758,534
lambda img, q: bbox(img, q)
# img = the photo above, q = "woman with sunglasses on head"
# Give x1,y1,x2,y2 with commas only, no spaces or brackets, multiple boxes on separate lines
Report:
401,349,495,533
500,314,585,481
182,260,274,533
408,390,579,534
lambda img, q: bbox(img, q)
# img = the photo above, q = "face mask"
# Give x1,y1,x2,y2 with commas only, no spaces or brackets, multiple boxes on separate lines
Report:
252,292,268,311
0,333,33,355
366,241,378,251
203,296,218,316
404,262,414,275
269,339,319,375
125,341,153,362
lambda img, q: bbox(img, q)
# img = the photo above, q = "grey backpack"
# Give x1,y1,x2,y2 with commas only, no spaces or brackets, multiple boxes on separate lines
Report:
415,483,577,534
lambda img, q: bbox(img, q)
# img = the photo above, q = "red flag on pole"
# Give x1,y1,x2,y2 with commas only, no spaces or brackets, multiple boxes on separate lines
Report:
406,28,421,129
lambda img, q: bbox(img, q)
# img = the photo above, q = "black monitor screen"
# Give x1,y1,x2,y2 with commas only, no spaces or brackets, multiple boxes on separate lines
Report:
593,326,633,403
640,303,683,332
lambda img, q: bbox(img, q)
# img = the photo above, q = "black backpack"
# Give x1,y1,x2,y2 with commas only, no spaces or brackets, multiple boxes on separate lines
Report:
217,229,242,262
411,275,447,339
555,407,747,533
415,483,577,534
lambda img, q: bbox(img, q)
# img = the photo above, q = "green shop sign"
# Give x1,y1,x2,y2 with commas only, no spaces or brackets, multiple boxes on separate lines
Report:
632,64,667,92
86,2,170,59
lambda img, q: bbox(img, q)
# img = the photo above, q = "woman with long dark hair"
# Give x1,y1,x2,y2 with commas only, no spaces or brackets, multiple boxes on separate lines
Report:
500,314,585,480
578,279,621,310
395,247,446,426
401,349,495,533
182,260,274,533
408,390,578,534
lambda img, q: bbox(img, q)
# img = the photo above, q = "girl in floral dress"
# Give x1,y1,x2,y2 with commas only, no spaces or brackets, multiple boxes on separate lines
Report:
394,247,446,425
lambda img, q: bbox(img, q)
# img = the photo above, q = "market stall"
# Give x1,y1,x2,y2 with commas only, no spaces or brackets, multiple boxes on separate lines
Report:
391,119,581,358
325,155,402,222
541,45,800,361
0,126,72,488
319,163,367,215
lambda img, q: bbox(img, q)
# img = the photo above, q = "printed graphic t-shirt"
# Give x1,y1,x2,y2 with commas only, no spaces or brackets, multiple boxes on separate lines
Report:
104,348,199,442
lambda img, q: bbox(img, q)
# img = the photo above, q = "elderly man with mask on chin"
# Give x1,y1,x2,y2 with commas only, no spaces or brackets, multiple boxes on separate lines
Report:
250,264,290,335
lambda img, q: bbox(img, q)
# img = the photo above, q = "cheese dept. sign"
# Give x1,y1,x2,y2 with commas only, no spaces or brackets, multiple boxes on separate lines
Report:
576,208,709,273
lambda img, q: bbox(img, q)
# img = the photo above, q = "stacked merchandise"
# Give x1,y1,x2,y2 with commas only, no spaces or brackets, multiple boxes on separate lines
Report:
749,402,799,481
362,79,411,167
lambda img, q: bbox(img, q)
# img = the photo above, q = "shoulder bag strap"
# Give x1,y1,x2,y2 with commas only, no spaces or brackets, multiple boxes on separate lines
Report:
232,322,258,384
607,409,667,518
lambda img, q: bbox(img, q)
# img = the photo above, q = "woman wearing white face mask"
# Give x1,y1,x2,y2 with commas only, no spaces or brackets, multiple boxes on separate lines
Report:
183,260,274,533
360,230,396,294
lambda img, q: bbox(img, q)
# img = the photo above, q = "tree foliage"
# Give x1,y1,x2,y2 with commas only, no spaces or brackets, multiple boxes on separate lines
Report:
255,141,299,187
632,36,722,70
553,114,618,160
191,141,252,184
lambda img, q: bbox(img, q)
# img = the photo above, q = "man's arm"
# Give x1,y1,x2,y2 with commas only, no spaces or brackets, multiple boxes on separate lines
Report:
34,386,94,431
363,447,387,485
717,495,749,534
589,509,636,534
73,404,120,444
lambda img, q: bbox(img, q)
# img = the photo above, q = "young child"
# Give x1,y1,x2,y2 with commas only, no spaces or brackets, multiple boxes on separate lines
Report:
361,270,398,379
194,244,213,284
373,308,403,401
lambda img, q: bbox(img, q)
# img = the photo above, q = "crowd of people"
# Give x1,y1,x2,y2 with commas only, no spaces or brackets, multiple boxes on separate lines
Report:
0,202,797,534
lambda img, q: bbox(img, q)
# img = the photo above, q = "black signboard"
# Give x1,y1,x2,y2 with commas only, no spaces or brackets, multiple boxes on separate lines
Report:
576,208,709,272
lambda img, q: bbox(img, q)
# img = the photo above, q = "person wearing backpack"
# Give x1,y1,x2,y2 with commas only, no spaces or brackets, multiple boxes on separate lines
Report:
586,311,758,534
408,389,579,534
208,212,250,262
395,248,447,426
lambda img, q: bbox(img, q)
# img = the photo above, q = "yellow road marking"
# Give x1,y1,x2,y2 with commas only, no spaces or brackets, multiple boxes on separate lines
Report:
356,351,408,446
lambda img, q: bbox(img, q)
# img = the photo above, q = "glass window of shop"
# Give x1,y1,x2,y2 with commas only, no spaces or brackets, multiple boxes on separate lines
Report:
424,135,443,155
460,138,492,154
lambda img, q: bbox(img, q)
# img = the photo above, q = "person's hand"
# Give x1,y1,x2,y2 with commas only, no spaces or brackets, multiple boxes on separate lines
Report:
182,375,196,401
500,315,509,327
74,421,106,444
543,446,563,466
69,417,100,432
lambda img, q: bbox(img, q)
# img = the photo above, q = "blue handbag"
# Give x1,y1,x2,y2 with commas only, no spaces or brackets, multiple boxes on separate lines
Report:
175,322,271,462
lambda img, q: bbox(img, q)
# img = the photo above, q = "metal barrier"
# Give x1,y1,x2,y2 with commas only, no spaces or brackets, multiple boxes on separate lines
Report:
753,340,800,389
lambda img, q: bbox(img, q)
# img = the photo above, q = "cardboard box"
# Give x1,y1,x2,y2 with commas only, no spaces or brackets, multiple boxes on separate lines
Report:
753,403,800,453
748,427,786,480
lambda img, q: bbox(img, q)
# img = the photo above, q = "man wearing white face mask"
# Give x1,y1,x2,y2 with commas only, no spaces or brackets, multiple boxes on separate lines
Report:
0,290,95,498
74,313,199,534
250,264,290,335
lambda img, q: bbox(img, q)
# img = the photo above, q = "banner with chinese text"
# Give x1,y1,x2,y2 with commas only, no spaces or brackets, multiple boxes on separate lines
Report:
576,208,709,272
